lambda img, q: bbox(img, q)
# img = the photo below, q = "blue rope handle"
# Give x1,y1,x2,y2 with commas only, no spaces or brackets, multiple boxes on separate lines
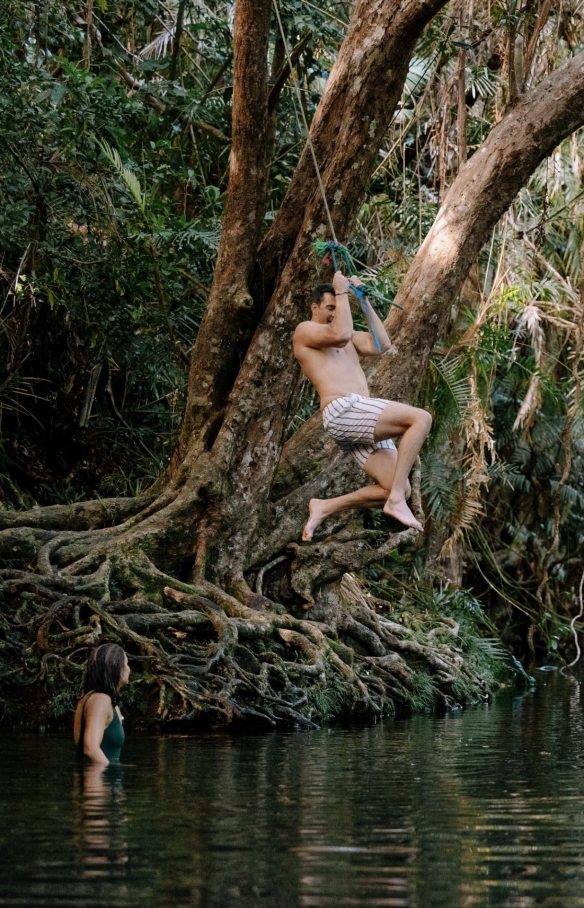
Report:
348,283,382,352
330,244,338,272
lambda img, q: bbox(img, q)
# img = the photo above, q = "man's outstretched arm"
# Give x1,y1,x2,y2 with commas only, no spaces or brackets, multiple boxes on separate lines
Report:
349,276,392,355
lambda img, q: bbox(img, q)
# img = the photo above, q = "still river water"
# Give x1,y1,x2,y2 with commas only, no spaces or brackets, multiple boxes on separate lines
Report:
2,674,584,908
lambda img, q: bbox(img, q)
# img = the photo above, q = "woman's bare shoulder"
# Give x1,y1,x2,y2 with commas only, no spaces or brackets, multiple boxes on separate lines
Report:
83,692,113,716
74,692,112,743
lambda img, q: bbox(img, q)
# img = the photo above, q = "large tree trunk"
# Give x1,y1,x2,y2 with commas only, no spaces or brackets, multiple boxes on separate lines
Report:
4,5,584,729
253,0,450,305
177,0,449,469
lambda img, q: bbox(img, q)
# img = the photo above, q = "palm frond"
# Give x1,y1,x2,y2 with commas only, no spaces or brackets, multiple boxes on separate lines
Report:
431,355,472,416
139,24,175,60
98,140,146,215
466,65,503,100
471,635,509,660
552,481,584,511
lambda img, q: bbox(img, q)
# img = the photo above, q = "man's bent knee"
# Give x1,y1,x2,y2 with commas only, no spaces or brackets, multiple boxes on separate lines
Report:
416,409,432,433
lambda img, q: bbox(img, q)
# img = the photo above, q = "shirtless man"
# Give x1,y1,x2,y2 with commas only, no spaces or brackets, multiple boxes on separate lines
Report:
293,271,432,541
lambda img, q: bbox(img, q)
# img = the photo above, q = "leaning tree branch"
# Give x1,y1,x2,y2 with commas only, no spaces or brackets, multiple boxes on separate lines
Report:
255,0,449,307
272,50,584,504
375,49,584,404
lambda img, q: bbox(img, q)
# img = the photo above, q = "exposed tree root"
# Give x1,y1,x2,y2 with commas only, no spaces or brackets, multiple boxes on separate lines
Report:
0,552,499,729
0,460,503,729
0,496,154,533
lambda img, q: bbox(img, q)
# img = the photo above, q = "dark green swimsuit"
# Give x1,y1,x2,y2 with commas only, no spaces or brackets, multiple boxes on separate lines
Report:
77,692,125,763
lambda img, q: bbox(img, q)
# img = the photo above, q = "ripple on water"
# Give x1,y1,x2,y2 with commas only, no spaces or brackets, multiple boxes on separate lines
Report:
2,675,584,907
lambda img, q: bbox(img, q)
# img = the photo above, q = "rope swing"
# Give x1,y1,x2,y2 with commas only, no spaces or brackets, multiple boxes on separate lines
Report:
271,0,402,354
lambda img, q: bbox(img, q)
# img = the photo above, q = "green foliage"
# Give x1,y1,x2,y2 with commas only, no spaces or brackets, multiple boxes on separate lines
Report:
98,140,147,214
47,689,77,719
308,664,358,721
0,0,361,503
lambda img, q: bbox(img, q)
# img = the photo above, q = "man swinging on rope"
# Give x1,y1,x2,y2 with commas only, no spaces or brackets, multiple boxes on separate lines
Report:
293,271,432,541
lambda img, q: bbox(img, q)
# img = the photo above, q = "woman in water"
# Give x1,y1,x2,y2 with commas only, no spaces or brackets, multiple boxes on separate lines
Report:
74,643,130,764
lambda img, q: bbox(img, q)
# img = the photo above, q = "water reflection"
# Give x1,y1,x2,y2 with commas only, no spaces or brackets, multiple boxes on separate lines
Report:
2,677,584,907
73,764,128,887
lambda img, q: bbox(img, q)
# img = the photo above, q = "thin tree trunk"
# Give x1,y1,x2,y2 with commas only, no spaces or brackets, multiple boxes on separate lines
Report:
523,0,555,87
438,99,451,201
169,0,186,82
457,2,468,168
83,0,93,70
174,0,272,468
506,21,518,105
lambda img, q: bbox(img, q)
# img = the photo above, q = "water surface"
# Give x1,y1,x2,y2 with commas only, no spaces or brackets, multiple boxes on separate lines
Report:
2,674,584,907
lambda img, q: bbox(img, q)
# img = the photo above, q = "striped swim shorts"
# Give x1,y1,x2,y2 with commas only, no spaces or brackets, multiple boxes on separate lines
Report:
322,393,396,469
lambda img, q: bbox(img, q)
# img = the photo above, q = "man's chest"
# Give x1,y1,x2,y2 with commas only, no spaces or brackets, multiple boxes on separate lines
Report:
322,343,359,367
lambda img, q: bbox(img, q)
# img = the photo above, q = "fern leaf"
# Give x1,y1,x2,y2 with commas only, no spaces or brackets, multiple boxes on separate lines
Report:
431,355,472,416
98,139,146,214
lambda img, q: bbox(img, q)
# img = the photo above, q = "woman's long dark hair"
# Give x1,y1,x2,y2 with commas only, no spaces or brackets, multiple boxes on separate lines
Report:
83,643,126,705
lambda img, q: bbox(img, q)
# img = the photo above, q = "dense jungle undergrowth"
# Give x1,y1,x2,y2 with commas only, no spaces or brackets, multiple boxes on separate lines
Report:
1,0,584,730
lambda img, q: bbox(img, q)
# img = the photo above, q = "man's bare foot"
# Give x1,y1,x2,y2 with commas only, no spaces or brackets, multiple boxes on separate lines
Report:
302,499,329,541
383,496,423,532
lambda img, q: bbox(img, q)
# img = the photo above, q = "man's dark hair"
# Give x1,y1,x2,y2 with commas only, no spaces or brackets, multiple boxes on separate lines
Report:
310,284,335,308
83,643,126,705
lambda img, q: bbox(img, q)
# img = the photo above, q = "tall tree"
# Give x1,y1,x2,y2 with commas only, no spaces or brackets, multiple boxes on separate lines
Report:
2,0,584,725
